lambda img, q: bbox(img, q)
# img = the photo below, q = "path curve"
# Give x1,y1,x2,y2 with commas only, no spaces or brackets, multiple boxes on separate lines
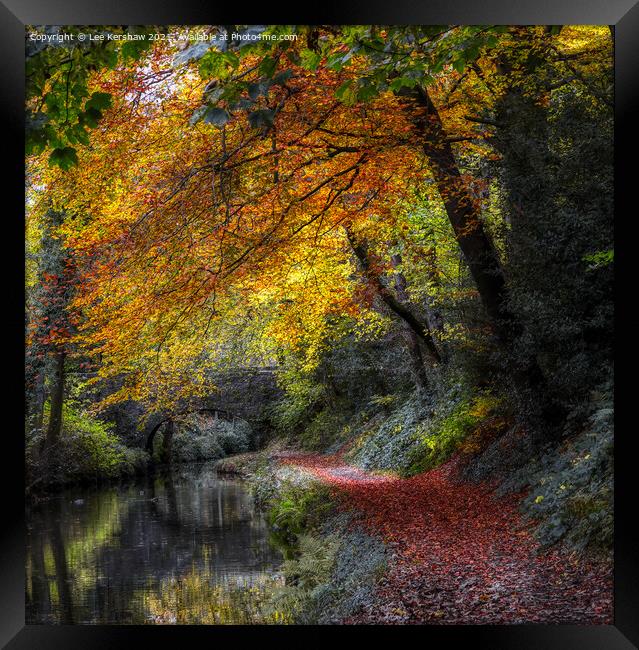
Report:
278,452,612,625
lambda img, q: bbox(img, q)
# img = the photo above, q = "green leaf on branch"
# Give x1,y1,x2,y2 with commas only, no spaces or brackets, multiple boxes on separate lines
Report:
48,146,78,170
85,92,113,112
335,80,357,105
259,56,277,77
453,57,466,73
300,49,321,71
121,39,152,62
80,107,103,128
389,77,417,92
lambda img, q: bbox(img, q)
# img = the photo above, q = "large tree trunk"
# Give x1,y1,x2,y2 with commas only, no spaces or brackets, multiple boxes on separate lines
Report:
402,89,547,359
45,350,66,450
344,226,442,364
32,369,46,434
397,84,567,427
399,86,518,345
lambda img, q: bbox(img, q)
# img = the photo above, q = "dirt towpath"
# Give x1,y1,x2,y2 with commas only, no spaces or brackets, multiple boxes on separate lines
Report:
278,452,613,625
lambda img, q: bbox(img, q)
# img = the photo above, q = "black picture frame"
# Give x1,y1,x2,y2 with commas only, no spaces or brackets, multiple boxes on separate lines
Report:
2,1,635,647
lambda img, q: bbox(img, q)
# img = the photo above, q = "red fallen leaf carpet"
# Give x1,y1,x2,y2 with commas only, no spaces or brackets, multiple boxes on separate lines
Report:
279,453,613,625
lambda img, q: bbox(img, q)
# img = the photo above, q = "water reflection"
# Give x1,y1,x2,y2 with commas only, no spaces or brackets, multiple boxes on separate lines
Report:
26,463,284,624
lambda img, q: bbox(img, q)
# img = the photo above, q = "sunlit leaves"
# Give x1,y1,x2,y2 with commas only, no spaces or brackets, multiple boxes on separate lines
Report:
26,25,612,414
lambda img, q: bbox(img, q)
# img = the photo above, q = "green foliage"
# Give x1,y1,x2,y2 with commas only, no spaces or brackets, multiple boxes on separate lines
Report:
26,26,156,168
271,324,417,453
347,393,431,473
118,446,151,476
343,370,505,478
583,249,614,270
297,404,353,452
267,483,335,551
266,534,340,622
60,403,125,473
299,48,321,71
170,415,251,463
405,392,502,476
368,394,398,409
202,107,231,127
26,401,147,488
272,373,326,435
47,146,79,170
321,25,506,105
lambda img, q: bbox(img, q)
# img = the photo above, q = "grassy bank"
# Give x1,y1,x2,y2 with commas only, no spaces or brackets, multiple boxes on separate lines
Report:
223,447,387,624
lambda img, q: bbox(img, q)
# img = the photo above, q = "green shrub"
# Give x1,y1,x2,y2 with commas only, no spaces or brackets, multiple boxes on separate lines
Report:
266,533,340,622
119,446,151,475
170,415,251,462
216,426,250,454
61,404,125,474
347,393,429,473
272,377,326,435
267,483,335,552
405,392,502,476
27,402,141,487
297,404,352,451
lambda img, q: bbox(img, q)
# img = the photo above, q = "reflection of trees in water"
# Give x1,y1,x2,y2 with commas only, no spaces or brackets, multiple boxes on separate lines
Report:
142,563,287,624
26,489,126,624
48,514,74,624
26,465,282,624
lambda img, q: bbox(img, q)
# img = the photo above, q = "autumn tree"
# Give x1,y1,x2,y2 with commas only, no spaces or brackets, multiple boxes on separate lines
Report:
26,209,77,450
25,24,613,440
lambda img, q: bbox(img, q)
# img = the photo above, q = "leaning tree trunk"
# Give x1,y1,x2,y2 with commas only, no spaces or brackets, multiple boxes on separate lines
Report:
397,85,554,410
389,253,432,391
399,85,518,345
44,349,66,451
344,225,442,364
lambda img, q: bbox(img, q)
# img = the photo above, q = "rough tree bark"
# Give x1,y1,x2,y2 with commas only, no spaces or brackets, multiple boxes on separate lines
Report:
396,84,556,404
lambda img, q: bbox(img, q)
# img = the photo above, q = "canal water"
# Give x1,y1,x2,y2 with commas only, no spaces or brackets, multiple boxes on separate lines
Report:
26,462,285,624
